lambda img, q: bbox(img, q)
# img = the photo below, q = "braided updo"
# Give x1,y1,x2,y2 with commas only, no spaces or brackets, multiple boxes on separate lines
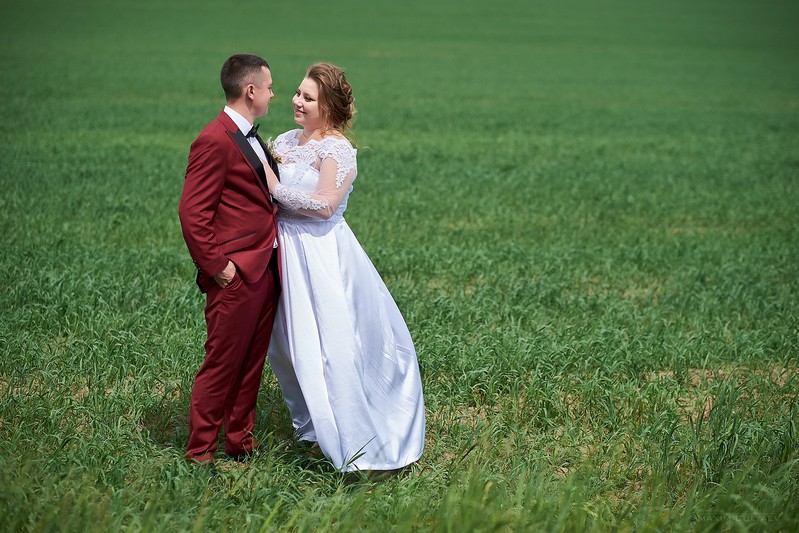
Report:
306,62,356,133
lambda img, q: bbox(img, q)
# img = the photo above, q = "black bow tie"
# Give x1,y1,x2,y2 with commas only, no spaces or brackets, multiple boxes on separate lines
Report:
246,124,260,138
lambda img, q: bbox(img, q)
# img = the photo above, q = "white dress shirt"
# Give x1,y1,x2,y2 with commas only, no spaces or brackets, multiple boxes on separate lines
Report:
224,106,267,161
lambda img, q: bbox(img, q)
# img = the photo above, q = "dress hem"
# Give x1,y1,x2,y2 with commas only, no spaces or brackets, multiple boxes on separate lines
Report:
338,449,424,473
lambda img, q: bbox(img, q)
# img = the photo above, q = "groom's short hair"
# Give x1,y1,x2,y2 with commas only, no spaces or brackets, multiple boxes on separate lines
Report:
221,54,270,101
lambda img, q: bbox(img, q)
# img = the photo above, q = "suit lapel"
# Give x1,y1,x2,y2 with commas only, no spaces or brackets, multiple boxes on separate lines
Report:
217,111,280,203
228,129,269,194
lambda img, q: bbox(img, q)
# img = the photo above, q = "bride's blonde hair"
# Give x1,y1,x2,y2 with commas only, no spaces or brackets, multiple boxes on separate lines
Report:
306,62,356,133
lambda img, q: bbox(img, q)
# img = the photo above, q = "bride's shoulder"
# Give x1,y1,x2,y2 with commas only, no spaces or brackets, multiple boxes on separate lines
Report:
318,133,355,151
274,129,300,146
317,135,357,183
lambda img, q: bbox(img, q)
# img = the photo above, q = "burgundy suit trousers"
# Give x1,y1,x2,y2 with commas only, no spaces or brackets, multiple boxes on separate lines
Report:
186,254,280,463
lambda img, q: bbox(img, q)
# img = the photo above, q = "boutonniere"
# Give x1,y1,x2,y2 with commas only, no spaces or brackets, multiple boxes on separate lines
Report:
266,138,282,164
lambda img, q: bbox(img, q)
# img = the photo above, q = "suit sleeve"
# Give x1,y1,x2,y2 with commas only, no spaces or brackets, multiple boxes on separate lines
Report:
178,132,230,277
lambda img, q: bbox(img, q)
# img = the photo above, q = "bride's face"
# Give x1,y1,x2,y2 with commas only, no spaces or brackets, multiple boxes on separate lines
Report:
293,77,324,131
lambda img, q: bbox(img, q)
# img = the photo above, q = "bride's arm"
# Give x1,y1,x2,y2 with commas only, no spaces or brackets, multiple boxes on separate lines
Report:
263,156,356,220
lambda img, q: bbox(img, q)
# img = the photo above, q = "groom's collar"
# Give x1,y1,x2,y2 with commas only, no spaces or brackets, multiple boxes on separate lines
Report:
223,106,253,136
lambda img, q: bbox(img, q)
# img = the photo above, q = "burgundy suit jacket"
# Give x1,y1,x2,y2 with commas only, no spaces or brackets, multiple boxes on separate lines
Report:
179,111,279,293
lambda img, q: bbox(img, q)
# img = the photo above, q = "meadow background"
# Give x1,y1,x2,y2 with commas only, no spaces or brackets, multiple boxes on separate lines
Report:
1,0,798,530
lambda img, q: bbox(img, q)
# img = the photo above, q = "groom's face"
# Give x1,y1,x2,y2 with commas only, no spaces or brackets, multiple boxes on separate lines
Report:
251,66,274,118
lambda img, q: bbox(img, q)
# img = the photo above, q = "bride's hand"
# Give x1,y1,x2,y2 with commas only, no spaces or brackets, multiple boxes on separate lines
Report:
260,159,279,191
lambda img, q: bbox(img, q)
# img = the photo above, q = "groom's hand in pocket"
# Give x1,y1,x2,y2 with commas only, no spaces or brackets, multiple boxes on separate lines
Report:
214,260,237,288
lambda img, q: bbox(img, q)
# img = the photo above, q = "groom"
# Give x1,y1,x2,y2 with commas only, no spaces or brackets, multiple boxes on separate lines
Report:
178,54,281,466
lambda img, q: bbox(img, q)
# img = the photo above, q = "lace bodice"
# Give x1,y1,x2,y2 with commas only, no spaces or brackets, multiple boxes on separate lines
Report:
270,130,357,223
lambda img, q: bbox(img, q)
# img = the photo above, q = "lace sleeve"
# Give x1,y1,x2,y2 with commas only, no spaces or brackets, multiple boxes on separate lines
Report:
317,138,357,188
273,183,329,212
272,137,357,220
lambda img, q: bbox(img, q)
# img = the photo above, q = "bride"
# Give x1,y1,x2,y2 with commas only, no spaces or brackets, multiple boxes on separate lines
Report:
261,63,425,472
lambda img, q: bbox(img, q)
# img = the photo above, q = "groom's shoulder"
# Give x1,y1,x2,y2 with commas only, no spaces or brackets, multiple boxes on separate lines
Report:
189,117,233,155
194,113,232,141
204,112,232,132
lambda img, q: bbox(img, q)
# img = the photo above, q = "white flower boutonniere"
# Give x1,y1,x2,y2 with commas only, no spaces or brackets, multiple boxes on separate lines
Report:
266,138,282,164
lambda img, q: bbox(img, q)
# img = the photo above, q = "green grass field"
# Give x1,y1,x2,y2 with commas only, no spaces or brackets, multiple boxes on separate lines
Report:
1,0,798,530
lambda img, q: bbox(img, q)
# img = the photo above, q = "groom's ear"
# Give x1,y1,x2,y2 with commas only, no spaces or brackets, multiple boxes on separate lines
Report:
243,84,253,101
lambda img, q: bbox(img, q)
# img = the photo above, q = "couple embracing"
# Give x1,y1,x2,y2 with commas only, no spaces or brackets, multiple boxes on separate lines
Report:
178,54,425,474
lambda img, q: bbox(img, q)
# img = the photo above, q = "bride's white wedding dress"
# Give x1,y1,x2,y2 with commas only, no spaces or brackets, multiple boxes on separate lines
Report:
267,130,425,471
